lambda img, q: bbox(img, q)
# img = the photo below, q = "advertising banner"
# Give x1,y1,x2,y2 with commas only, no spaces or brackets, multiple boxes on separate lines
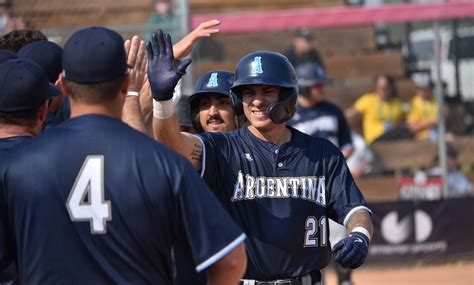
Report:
366,197,474,265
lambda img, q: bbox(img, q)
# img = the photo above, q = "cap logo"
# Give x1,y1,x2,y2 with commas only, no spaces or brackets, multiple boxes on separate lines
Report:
207,72,219,87
251,56,263,74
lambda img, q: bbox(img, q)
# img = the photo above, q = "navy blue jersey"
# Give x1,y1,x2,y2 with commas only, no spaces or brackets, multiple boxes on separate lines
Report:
0,136,31,153
46,96,71,128
287,101,353,150
198,125,369,280
0,114,245,284
0,136,30,282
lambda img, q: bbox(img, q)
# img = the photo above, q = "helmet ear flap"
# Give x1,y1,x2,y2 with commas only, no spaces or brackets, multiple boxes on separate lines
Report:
230,90,244,116
267,90,297,124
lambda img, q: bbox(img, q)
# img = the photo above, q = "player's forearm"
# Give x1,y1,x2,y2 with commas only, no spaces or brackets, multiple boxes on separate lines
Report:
122,96,146,134
346,210,373,239
152,114,201,168
153,113,182,147
206,243,247,285
139,80,152,117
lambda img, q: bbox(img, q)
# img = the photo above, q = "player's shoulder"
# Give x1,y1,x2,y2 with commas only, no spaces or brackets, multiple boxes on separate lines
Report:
289,126,342,155
197,128,241,144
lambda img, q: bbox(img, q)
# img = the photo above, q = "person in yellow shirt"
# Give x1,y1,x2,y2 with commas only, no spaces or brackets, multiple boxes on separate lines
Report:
407,75,438,140
346,74,405,144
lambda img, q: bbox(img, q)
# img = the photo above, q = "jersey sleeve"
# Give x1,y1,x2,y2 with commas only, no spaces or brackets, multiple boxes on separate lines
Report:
196,132,225,187
325,149,371,226
174,162,245,272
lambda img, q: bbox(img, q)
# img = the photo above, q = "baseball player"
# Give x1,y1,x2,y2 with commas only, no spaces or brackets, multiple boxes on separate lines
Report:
0,26,247,284
175,70,240,285
0,54,60,284
17,40,71,128
151,29,373,284
288,63,353,158
287,63,356,285
188,70,239,133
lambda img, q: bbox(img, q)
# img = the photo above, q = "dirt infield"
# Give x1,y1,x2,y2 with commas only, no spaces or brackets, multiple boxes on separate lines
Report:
324,261,474,285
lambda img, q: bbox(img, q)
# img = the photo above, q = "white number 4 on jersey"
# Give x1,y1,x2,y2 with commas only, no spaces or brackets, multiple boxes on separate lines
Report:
66,155,112,234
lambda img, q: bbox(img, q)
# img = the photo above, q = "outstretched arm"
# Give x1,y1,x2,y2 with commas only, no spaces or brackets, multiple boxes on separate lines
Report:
122,35,147,133
147,29,203,170
173,19,220,59
139,20,221,132
207,243,247,285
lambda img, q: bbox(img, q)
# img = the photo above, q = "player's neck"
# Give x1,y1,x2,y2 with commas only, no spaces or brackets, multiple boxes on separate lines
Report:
248,124,291,145
69,100,122,119
0,124,36,139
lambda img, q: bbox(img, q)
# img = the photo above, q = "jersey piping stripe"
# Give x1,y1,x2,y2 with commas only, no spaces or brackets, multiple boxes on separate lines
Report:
196,135,206,178
195,233,247,272
343,206,372,226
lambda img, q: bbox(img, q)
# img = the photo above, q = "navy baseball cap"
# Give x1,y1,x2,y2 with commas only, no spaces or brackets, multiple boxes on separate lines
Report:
62,26,128,84
18,40,63,83
0,49,18,63
0,58,61,112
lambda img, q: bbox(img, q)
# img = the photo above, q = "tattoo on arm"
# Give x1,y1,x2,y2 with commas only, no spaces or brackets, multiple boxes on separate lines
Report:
347,210,374,237
190,143,202,162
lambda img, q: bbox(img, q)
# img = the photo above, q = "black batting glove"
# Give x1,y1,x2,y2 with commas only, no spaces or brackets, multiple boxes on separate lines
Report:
147,29,192,101
332,231,369,269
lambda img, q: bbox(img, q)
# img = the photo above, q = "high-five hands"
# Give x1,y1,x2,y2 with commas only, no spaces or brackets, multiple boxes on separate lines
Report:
147,29,191,101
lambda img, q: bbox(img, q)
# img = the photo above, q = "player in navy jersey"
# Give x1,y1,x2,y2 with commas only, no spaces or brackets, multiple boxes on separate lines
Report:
151,29,373,284
174,70,244,285
0,26,247,284
188,70,239,133
287,63,353,158
287,63,357,285
0,52,60,284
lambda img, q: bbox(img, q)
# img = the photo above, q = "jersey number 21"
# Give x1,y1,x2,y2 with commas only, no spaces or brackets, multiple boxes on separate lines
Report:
66,155,112,234
304,216,327,247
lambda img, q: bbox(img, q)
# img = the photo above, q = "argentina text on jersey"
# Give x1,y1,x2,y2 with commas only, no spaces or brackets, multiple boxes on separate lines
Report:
231,170,327,206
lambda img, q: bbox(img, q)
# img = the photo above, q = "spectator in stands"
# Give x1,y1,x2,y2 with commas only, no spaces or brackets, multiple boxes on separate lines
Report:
406,73,438,141
346,74,406,144
283,28,325,69
0,0,25,36
429,146,473,197
144,0,180,43
0,29,47,52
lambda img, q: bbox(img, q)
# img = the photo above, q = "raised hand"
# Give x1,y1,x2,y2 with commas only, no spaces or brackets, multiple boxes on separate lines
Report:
173,19,221,59
332,232,369,269
124,35,147,93
147,29,191,101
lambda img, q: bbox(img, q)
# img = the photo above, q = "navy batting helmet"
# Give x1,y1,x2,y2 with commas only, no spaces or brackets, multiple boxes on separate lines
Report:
230,51,297,124
295,63,325,97
188,70,234,132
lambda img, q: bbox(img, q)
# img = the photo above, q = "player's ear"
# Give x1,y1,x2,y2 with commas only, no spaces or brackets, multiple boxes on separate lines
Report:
38,101,49,128
58,73,69,97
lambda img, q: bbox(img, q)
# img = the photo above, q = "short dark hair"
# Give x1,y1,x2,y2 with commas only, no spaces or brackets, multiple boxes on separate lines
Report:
0,109,39,129
64,76,125,104
374,74,398,98
0,30,47,52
